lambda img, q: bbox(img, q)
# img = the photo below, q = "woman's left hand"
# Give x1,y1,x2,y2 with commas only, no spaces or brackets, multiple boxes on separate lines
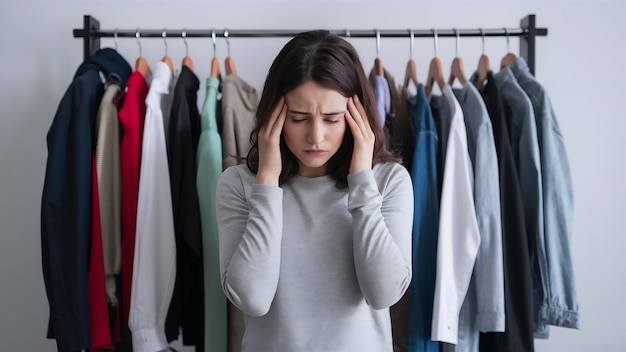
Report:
345,95,375,174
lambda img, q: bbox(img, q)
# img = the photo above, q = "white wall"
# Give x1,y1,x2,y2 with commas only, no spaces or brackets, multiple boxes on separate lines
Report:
1,1,624,351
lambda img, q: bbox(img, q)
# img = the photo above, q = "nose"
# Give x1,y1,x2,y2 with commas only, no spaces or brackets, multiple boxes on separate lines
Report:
307,120,324,145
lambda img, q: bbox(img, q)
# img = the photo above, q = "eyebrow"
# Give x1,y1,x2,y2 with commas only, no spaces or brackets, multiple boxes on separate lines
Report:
287,109,346,116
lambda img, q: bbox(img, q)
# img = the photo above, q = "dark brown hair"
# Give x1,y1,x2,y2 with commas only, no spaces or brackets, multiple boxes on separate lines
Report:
247,30,399,187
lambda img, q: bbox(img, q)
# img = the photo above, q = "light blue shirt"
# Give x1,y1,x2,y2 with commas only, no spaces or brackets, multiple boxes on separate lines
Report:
375,75,391,128
510,58,579,331
453,83,505,352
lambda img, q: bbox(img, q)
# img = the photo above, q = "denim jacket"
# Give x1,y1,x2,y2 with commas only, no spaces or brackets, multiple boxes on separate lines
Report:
452,83,505,352
408,84,440,352
493,67,549,338
510,58,579,330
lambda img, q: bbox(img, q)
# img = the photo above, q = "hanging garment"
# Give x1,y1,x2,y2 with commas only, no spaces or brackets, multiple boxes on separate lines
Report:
95,79,123,309
369,67,412,352
41,48,131,352
431,85,480,345
429,90,452,195
407,83,440,352
477,72,534,352
165,65,205,348
88,153,114,351
197,76,228,352
93,78,124,350
129,61,176,352
220,74,258,169
119,70,150,351
374,75,391,128
369,68,409,164
452,82,505,352
509,58,579,332
492,67,547,338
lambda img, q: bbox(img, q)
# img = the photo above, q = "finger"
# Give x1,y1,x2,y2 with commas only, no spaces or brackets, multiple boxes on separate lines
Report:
265,97,285,134
345,109,363,141
353,94,373,134
348,97,367,133
269,104,287,140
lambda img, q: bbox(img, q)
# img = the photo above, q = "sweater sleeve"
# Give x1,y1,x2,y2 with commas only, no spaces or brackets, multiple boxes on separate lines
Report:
348,164,413,310
216,167,283,317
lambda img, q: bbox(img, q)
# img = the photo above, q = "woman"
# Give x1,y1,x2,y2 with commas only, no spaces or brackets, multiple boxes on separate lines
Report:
216,30,413,351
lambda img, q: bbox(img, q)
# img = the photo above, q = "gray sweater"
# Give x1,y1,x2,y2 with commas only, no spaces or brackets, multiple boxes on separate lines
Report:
216,162,414,351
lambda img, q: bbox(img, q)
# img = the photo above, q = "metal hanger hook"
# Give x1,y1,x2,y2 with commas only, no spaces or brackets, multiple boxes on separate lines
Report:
212,29,217,57
182,30,189,57
224,29,231,57
480,28,486,54
454,28,460,57
162,30,168,56
114,28,118,50
135,29,142,57
409,29,414,59
432,29,439,57
375,29,381,57
504,27,510,52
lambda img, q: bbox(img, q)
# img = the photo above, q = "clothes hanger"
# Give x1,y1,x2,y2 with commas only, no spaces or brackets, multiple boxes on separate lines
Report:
500,27,517,70
161,31,174,74
224,29,238,76
474,28,491,89
374,29,384,77
181,30,195,72
402,29,419,94
425,29,445,98
448,28,467,86
134,30,152,78
210,30,221,78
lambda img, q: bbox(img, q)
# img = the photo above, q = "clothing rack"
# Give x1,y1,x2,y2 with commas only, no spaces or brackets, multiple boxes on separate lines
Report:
73,14,547,75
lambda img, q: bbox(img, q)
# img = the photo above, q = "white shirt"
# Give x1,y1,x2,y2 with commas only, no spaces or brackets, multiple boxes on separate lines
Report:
129,62,176,352
431,85,481,344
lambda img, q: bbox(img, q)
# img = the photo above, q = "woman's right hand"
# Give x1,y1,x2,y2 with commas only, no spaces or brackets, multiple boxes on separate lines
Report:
255,97,287,186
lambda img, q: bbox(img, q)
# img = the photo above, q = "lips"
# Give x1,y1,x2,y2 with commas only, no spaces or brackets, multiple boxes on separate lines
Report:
305,150,326,155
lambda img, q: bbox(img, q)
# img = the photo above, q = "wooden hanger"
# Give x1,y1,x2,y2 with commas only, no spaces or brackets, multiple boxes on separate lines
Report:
161,31,174,73
474,29,490,88
425,57,445,97
475,54,491,88
210,30,221,78
374,30,384,76
402,59,419,93
401,30,418,93
181,31,194,72
135,56,151,78
500,52,517,70
211,56,221,78
448,57,467,86
374,58,384,77
225,56,237,76
500,27,518,70
425,30,445,97
134,31,151,78
223,30,237,75
448,30,467,86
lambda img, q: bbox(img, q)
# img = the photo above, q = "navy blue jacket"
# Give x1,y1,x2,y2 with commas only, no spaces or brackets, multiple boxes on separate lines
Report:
41,48,130,352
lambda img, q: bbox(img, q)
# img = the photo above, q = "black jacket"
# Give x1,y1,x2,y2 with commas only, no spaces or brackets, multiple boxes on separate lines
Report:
165,65,205,349
40,48,130,352
477,72,535,352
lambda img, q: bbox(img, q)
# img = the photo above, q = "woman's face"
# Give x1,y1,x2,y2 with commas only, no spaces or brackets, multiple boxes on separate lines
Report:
283,81,348,178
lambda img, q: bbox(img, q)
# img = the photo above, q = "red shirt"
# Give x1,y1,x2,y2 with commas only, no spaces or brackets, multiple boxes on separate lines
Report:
119,71,149,328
